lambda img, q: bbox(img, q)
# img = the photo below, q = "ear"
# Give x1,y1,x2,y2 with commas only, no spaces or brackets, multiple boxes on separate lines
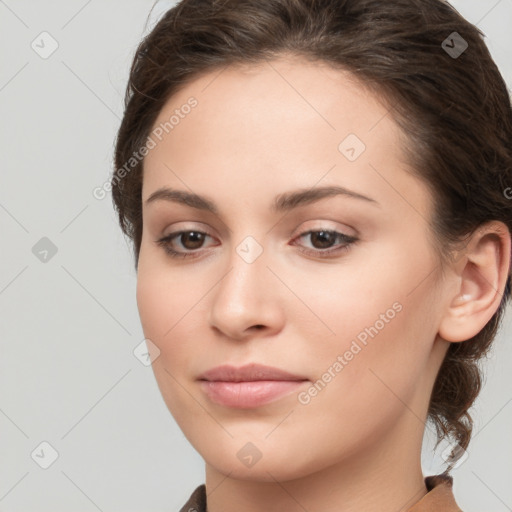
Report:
438,221,511,343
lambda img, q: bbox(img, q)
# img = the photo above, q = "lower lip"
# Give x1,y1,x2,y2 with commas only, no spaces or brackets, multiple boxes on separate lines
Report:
199,380,307,408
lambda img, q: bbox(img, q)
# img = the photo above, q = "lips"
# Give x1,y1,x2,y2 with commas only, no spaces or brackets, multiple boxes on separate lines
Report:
197,363,309,408
198,363,308,382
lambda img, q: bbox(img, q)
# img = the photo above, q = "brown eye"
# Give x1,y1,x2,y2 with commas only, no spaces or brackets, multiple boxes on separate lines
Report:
179,231,206,250
156,230,217,259
291,229,358,259
309,230,337,249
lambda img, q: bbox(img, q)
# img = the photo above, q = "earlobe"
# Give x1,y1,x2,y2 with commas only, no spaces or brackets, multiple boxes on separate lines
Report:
438,221,511,343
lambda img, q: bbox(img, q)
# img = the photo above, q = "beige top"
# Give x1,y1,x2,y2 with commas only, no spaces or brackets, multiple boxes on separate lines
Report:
179,473,463,511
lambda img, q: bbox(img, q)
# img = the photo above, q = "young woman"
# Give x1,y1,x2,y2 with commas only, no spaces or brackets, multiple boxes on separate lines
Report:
111,0,512,510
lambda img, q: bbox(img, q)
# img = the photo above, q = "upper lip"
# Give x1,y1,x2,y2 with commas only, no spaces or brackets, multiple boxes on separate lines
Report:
198,363,308,382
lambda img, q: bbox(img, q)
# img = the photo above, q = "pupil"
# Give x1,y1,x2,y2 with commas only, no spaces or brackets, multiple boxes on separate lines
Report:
182,231,204,249
311,231,334,249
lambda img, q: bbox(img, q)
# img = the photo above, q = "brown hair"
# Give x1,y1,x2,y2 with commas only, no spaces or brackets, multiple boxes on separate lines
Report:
112,0,512,470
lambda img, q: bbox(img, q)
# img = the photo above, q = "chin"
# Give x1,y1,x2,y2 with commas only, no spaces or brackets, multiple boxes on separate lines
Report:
199,436,325,483
207,458,310,483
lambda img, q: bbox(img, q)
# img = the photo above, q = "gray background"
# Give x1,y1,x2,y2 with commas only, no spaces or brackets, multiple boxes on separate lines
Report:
0,1,511,511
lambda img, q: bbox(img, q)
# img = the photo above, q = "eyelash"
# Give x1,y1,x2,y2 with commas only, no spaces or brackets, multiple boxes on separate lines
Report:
155,228,358,260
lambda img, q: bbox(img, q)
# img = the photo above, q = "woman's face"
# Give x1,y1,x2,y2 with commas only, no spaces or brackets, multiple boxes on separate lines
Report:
137,56,452,481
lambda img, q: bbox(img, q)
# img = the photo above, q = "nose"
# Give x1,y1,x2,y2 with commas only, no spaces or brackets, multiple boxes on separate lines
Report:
208,238,285,341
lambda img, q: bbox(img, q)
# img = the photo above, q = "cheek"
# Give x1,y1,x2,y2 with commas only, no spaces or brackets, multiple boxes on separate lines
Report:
135,254,215,382
288,294,435,473
136,268,169,342
135,265,202,424
290,245,438,414
136,271,190,352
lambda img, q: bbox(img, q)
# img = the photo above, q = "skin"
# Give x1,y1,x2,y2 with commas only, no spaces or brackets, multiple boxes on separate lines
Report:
136,55,510,512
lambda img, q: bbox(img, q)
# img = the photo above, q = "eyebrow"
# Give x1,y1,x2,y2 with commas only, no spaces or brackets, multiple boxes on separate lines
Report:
144,185,380,213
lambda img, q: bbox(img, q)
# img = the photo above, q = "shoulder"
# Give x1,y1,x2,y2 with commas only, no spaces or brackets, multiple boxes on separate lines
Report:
179,483,207,512
409,473,463,512
181,476,464,512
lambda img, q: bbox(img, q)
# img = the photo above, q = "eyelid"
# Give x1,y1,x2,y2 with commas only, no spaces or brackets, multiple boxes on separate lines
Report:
159,220,350,243
160,221,215,237
290,220,356,239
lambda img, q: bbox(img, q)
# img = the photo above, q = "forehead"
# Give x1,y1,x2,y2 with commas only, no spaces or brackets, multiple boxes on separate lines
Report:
148,55,391,146
142,55,431,219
